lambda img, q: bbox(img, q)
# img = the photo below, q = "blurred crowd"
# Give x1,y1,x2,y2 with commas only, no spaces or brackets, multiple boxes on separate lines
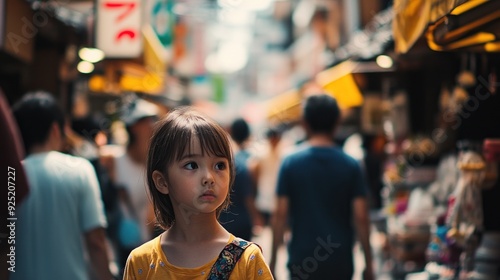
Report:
2,88,385,280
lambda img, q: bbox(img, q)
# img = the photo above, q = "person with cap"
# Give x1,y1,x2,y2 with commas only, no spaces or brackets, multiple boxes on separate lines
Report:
106,97,159,273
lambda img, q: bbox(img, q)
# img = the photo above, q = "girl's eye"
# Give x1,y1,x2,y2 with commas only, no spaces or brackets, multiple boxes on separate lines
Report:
184,162,198,170
215,162,227,170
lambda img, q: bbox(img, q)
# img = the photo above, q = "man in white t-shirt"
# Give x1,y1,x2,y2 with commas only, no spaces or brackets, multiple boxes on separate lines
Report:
12,91,113,280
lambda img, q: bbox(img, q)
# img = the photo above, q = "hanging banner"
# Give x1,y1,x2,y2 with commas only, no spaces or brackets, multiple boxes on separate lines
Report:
96,0,143,58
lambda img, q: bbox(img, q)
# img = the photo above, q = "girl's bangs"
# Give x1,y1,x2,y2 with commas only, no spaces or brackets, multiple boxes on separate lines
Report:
196,123,231,160
171,123,230,162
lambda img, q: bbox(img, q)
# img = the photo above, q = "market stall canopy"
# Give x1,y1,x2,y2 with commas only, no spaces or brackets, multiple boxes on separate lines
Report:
267,60,363,125
393,0,468,53
266,89,302,125
426,0,500,52
267,6,393,125
316,60,364,109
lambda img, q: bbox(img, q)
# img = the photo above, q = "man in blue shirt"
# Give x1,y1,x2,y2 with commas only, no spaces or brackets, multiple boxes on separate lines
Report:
270,94,374,280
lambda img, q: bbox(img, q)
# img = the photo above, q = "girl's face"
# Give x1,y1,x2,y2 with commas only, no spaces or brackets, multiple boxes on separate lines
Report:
163,136,230,222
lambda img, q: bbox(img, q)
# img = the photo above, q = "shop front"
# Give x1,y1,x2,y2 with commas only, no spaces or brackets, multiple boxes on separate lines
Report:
384,0,500,278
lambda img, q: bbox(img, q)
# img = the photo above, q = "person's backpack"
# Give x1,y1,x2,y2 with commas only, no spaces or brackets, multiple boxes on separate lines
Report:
207,238,254,279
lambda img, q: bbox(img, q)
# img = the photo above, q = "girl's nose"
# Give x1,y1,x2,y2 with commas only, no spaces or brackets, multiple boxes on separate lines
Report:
202,170,215,186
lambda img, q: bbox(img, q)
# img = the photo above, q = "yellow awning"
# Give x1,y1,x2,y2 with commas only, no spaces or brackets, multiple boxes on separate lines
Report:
267,60,364,124
266,89,302,125
315,60,364,109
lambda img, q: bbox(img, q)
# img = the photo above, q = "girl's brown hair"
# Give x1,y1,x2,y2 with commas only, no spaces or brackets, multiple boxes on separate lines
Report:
146,107,235,229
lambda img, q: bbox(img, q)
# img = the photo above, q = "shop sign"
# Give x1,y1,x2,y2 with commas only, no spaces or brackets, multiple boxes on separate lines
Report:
96,0,143,58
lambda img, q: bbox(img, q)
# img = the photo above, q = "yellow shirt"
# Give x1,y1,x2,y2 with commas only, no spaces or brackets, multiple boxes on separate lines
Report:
123,234,274,280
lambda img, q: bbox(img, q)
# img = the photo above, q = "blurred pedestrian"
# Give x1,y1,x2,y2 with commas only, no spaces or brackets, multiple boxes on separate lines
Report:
123,107,272,279
106,98,159,270
12,91,113,280
361,133,386,210
219,117,261,240
270,94,374,280
69,115,122,254
249,127,283,227
230,118,252,163
0,89,29,280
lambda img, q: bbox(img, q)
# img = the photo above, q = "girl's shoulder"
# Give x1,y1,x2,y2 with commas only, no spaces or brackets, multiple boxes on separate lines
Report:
229,239,274,279
129,235,162,261
227,237,265,263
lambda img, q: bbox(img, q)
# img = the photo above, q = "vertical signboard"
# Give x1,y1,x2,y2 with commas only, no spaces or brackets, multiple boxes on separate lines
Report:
96,0,142,58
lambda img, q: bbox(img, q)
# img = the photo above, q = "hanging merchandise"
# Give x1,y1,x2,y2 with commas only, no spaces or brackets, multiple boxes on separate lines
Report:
426,215,450,264
446,146,486,275
466,139,500,279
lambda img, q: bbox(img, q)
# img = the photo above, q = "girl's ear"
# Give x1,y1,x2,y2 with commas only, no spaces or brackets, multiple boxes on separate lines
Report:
152,170,169,195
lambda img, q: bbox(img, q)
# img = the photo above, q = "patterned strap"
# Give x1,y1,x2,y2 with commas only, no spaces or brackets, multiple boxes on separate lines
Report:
207,238,252,280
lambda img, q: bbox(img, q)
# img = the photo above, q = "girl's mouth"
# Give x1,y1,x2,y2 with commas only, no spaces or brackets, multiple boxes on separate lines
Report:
201,191,216,201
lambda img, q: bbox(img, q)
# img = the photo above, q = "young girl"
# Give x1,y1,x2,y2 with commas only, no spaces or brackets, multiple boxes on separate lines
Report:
123,107,273,279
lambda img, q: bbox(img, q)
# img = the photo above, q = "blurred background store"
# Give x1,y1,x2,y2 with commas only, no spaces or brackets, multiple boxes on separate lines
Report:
2,0,500,279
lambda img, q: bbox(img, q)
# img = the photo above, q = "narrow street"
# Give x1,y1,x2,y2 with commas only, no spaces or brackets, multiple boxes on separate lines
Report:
252,218,392,280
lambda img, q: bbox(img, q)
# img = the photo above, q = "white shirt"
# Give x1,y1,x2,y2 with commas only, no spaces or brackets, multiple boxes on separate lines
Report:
114,152,150,242
13,152,107,280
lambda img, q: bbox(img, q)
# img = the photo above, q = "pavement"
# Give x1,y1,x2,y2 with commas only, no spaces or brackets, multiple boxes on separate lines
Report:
252,222,392,280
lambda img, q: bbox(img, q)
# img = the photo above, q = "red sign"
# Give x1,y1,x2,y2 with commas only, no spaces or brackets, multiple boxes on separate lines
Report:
96,0,142,58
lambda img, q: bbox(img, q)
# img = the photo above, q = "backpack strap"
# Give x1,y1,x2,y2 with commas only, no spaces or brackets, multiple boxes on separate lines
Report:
207,237,253,280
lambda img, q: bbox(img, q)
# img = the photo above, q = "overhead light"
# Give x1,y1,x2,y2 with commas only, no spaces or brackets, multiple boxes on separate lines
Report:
78,47,105,63
77,61,95,74
376,55,393,69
